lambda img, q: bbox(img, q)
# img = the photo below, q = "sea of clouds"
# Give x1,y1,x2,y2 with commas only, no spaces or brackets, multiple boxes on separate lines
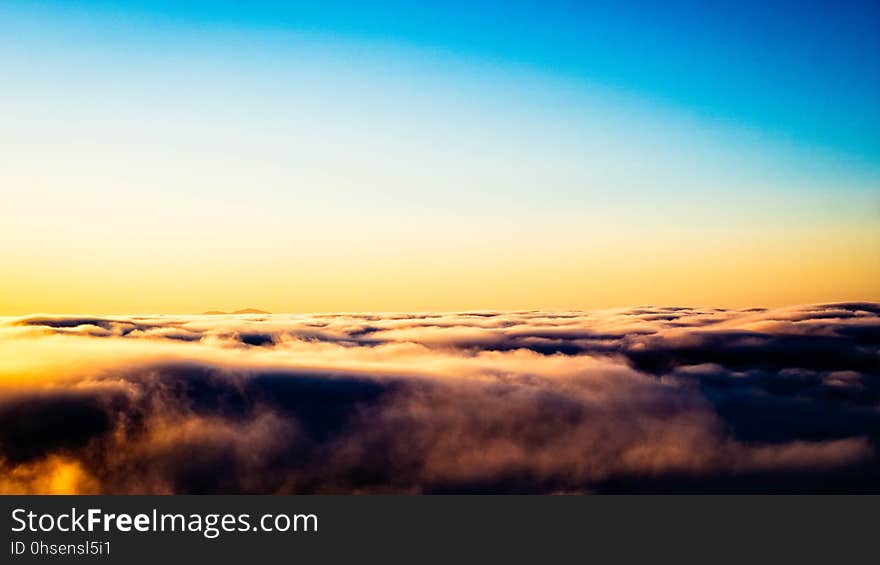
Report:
1,302,879,493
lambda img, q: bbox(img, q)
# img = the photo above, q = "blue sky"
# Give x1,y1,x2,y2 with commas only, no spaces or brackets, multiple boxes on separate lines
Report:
6,0,877,163
0,0,878,312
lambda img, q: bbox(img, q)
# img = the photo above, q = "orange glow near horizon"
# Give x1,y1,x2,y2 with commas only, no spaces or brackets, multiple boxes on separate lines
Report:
1,214,877,315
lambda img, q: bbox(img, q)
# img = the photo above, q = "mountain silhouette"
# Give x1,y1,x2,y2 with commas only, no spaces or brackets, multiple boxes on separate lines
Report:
201,308,271,315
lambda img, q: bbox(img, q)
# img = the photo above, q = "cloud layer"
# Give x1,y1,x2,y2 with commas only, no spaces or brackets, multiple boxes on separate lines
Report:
1,303,879,493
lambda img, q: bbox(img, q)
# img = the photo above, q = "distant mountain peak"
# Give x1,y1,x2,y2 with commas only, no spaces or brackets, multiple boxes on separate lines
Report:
201,308,271,315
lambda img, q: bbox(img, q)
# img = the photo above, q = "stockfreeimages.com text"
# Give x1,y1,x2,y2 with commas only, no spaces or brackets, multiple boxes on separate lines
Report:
11,508,317,539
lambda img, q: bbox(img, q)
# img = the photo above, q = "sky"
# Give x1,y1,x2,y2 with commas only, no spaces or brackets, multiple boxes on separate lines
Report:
1,0,878,314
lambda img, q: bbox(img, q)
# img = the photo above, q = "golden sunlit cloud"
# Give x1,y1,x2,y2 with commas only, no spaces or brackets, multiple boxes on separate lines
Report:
1,303,878,493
